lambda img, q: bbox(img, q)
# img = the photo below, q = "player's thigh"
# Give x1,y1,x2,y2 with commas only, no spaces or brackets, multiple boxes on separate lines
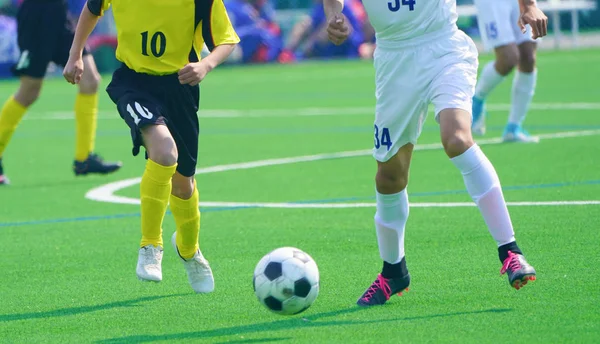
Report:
427,31,478,126
164,84,200,178
373,48,428,164
13,1,63,79
474,0,517,51
510,0,536,47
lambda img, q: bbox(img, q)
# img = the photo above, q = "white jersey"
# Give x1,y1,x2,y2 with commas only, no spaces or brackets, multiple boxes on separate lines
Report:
362,0,458,47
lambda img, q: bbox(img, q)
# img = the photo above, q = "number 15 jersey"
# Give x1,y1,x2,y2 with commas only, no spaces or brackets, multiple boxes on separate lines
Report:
87,0,240,75
361,0,458,48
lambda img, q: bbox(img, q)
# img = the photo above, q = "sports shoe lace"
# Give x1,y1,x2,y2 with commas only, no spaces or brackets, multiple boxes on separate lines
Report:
500,251,522,275
361,274,391,301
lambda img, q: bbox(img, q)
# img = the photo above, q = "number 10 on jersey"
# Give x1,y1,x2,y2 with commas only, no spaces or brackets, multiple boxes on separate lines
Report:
141,31,166,57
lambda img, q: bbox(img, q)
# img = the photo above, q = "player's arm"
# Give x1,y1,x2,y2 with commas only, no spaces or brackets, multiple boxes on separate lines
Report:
64,0,107,84
179,0,239,86
323,0,350,45
518,0,548,39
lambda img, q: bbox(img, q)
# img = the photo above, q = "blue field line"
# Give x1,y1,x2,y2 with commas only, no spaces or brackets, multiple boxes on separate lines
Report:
1,179,599,229
295,179,600,204
14,124,600,139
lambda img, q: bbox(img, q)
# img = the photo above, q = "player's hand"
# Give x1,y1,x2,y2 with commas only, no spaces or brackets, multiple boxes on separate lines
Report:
63,56,84,84
178,62,210,86
519,5,548,39
327,13,351,46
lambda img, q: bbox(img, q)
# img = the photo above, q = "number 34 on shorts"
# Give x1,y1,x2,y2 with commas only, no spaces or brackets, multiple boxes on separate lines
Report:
374,125,392,150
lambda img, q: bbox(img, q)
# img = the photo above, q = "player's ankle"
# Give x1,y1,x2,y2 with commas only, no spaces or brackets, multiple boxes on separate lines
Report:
381,258,408,279
498,241,523,262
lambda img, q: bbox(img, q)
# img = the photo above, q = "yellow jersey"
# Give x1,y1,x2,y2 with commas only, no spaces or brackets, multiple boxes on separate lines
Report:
87,0,240,75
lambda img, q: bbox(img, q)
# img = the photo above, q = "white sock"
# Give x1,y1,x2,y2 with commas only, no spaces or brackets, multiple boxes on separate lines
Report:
509,69,537,125
451,145,515,246
375,189,409,264
474,61,506,99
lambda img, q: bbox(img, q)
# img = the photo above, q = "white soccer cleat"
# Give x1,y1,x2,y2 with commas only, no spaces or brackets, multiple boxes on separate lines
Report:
171,232,215,293
136,245,163,282
502,124,540,143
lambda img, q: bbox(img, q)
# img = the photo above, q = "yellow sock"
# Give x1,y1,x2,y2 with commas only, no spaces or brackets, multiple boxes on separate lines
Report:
74,93,98,162
0,96,28,157
170,185,200,259
140,159,177,248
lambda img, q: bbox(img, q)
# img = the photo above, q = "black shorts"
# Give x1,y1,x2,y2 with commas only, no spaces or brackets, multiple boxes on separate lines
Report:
106,64,200,177
13,0,89,78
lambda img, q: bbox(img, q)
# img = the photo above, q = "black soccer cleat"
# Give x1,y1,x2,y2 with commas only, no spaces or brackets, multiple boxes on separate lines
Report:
357,273,410,307
0,158,8,185
73,153,122,176
500,250,536,290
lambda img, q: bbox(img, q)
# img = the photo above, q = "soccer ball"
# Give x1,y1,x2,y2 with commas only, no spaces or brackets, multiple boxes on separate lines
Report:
253,247,319,315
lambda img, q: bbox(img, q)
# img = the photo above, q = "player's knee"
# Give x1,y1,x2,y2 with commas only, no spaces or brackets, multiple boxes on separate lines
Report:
142,127,178,166
495,49,519,76
376,167,408,194
171,174,195,199
518,52,536,73
442,132,474,158
79,71,101,94
14,82,41,107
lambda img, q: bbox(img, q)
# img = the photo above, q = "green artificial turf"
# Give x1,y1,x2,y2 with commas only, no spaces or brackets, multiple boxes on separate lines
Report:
0,49,599,343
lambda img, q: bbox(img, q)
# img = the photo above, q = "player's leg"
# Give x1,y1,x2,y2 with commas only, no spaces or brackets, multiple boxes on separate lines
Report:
135,123,179,282
166,85,214,293
55,15,123,175
502,3,539,143
472,0,519,135
357,144,412,307
71,55,121,174
107,66,178,282
440,109,536,289
0,0,55,185
356,47,423,307
430,31,535,289
0,76,42,185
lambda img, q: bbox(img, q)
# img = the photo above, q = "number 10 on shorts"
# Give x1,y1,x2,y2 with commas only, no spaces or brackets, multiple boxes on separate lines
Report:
374,125,392,150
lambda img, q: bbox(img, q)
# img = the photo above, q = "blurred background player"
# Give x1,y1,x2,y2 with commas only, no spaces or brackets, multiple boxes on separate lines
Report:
64,0,239,293
0,0,122,185
225,0,285,64
471,0,541,143
281,0,365,60
324,0,545,307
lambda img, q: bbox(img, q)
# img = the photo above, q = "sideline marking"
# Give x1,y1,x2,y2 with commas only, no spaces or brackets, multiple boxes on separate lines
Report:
197,201,600,208
86,129,600,206
28,102,600,120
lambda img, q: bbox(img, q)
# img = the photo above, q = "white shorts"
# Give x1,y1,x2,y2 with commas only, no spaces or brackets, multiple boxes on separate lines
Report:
474,0,535,51
372,30,478,162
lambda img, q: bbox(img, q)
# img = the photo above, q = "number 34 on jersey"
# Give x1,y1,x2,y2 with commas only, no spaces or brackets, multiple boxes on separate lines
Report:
388,0,416,12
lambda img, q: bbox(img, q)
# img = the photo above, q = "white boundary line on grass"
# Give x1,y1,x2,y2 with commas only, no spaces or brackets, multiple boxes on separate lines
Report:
197,201,600,208
27,102,600,120
85,129,600,207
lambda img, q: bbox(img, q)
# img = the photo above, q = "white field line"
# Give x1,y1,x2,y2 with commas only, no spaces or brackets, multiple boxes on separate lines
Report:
85,129,600,206
198,201,600,208
26,102,600,120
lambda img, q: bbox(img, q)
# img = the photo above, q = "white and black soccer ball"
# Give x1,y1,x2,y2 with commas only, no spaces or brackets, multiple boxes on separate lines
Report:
253,247,319,315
